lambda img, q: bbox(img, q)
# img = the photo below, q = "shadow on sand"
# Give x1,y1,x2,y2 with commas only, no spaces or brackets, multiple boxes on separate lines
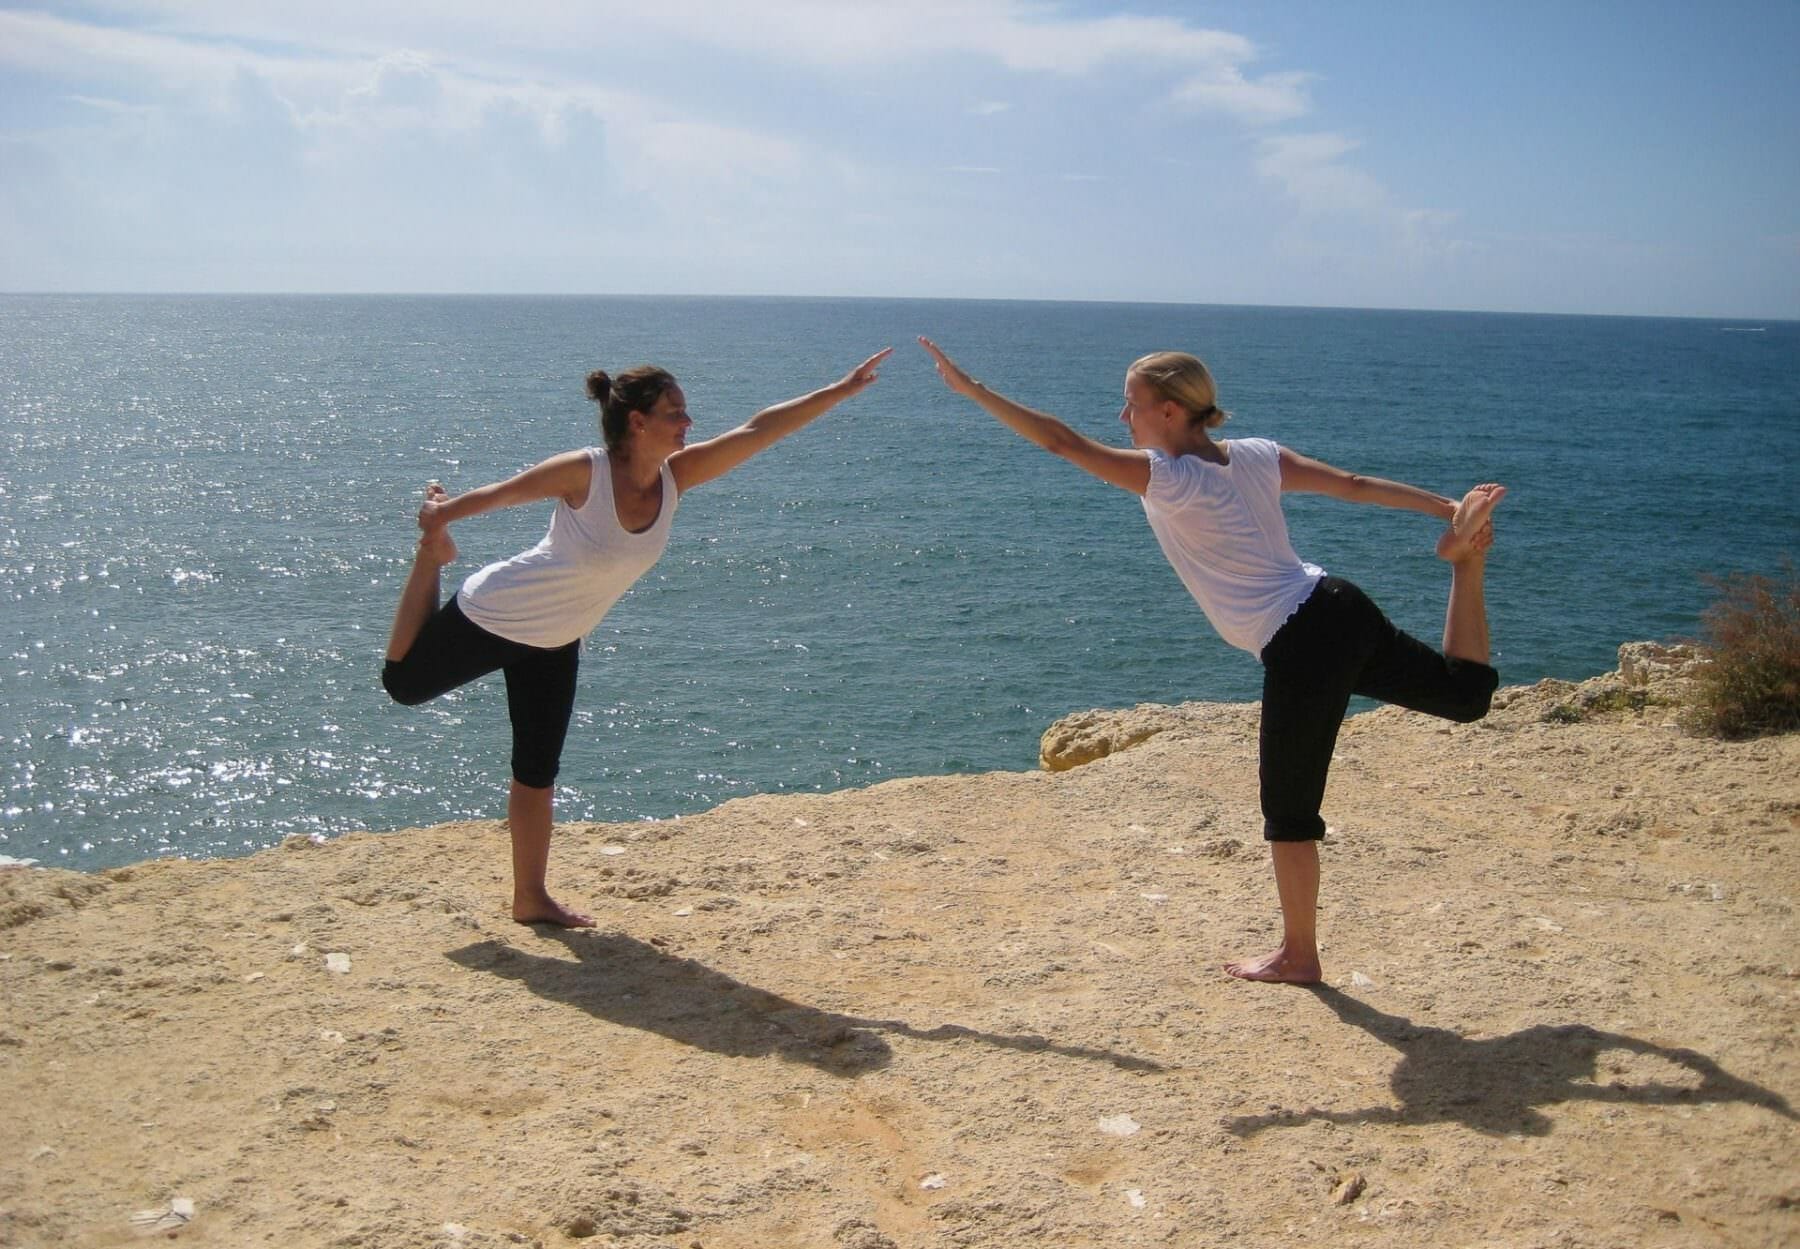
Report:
448,929,1163,1077
1226,986,1796,1137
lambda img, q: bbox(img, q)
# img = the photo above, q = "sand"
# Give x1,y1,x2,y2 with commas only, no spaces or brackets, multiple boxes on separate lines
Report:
2,649,1796,1248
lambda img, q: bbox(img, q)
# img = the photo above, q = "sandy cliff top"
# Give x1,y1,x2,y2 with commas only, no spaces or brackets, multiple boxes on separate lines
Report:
3,651,1797,1248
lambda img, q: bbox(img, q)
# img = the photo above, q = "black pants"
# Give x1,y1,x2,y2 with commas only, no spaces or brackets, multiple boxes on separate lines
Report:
381,597,580,790
1258,576,1497,842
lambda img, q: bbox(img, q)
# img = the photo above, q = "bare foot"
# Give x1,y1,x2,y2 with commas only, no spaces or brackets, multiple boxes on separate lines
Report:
1436,483,1506,561
419,526,457,566
512,896,596,928
1225,944,1323,984
416,484,456,564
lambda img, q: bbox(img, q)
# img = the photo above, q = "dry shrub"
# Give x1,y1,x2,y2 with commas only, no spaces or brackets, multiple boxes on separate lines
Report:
1685,562,1800,739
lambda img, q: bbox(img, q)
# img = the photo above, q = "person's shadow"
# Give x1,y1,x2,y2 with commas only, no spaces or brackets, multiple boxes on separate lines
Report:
447,929,1164,1077
1226,987,1796,1137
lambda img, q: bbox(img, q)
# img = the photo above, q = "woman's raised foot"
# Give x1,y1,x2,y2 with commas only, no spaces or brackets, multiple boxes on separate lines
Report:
418,526,457,567
416,483,457,565
1436,483,1506,562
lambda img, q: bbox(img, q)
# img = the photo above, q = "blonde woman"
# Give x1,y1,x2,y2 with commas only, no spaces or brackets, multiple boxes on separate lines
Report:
921,337,1502,983
383,349,892,927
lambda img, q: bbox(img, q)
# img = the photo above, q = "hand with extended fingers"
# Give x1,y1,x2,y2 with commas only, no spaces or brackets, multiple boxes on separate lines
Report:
836,347,894,398
918,336,982,399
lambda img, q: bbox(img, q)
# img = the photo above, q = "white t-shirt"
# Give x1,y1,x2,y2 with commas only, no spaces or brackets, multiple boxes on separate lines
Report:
457,447,677,649
1140,439,1324,659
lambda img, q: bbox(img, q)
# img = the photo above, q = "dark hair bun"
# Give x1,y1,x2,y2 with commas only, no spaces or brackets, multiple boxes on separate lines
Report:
585,370,612,405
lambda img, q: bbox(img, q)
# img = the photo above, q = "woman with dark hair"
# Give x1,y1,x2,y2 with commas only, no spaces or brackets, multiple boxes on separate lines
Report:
920,336,1502,984
383,349,892,927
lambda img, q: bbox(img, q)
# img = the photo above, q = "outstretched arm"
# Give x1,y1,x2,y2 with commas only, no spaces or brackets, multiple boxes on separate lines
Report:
919,337,1150,495
669,348,892,493
1277,448,1456,521
418,450,592,535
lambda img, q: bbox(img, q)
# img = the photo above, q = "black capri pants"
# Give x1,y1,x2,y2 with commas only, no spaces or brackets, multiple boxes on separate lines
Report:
1258,576,1498,842
381,597,580,790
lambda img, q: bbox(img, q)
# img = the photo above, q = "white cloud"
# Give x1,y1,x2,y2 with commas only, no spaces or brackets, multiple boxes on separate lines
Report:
0,9,243,95
65,93,159,118
1173,67,1311,125
1255,131,1389,218
38,2,1306,125
0,12,818,203
1251,132,1474,287
71,1,1249,70
2,3,1457,300
0,9,848,292
345,50,444,114
934,9,1252,75
1401,209,1470,262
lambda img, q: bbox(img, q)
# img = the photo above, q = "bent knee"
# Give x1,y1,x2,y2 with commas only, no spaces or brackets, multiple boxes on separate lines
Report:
1445,660,1500,723
381,662,435,706
1445,694,1492,723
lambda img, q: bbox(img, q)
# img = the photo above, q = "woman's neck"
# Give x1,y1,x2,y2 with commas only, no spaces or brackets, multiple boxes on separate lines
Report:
610,444,666,492
1168,425,1227,463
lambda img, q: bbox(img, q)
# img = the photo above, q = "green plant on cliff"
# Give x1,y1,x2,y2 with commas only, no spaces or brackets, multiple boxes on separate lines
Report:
1685,562,1800,739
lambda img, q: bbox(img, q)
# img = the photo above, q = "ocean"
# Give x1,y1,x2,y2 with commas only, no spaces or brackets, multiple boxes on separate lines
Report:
2,295,1795,871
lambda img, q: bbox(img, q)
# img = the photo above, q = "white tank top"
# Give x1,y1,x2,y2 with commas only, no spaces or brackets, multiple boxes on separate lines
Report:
1140,439,1324,659
457,447,677,649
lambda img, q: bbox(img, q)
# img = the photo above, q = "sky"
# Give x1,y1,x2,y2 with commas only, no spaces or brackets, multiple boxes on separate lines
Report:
2,1,1797,317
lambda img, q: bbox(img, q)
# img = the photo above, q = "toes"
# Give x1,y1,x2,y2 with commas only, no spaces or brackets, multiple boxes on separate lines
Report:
1444,484,1505,559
